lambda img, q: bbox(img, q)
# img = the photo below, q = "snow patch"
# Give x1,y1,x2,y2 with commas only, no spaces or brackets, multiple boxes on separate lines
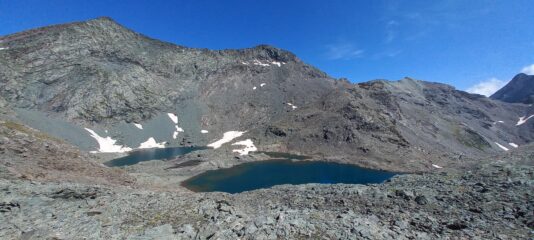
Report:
509,143,519,148
85,128,132,153
495,142,509,151
133,123,143,129
232,139,258,155
172,126,184,139
201,130,209,134
207,131,245,149
139,137,166,149
241,61,249,65
167,113,178,124
432,164,443,169
252,59,270,67
253,86,257,90
260,83,266,87
0,47,6,51
516,115,534,126
287,103,298,110
271,61,282,67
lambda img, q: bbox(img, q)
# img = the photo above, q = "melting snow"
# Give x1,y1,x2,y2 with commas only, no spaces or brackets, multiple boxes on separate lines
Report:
167,113,178,124
85,128,132,153
252,60,270,67
432,164,443,169
207,131,245,149
287,103,298,110
495,142,509,151
139,137,166,149
133,123,143,129
509,143,519,148
271,61,282,67
246,59,285,67
260,83,266,87
516,115,534,126
232,139,258,155
201,130,209,134
172,126,184,139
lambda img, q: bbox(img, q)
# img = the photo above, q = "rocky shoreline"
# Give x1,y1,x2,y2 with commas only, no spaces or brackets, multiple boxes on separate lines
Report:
1,161,532,239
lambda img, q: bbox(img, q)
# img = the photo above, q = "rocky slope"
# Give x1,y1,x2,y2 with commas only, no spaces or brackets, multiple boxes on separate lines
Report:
0,100,133,186
491,73,534,104
1,17,533,172
0,154,532,239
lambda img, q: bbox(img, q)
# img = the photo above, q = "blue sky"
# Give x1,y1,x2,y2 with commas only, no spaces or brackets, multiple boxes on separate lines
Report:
1,0,533,95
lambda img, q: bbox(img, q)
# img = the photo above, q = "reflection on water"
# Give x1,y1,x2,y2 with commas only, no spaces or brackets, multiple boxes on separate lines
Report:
182,159,396,194
104,146,208,167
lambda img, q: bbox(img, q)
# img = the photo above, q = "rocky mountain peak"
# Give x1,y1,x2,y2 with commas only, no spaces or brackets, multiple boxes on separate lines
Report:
491,73,534,104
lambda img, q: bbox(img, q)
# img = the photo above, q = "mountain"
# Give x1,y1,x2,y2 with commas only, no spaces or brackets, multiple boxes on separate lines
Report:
1,17,533,172
1,17,533,239
491,73,534,104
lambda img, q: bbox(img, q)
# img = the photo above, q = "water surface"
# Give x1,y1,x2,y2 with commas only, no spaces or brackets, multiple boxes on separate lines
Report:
182,159,396,193
104,146,207,167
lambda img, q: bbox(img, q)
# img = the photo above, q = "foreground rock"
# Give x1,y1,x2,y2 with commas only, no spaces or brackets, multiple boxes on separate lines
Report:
0,161,532,239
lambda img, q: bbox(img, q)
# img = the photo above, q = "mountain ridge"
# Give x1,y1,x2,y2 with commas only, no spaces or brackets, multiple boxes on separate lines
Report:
491,73,534,104
0,17,532,173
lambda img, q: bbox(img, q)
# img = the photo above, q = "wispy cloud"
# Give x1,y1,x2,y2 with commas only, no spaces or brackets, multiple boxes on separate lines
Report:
372,49,403,60
521,64,534,75
325,42,364,60
384,20,399,43
466,78,508,97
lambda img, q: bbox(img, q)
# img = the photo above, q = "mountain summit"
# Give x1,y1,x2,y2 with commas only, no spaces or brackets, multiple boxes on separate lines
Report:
491,73,534,104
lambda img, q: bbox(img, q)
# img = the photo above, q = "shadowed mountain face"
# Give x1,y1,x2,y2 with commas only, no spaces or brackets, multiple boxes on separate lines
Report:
491,73,534,104
1,17,533,171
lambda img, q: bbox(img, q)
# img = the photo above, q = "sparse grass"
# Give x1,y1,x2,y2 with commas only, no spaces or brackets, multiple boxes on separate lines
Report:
1,121,63,143
452,125,490,150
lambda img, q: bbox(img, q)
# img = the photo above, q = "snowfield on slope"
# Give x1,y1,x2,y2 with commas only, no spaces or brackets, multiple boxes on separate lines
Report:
232,139,258,155
85,128,132,153
516,115,534,126
207,131,245,149
495,142,509,151
139,137,166,149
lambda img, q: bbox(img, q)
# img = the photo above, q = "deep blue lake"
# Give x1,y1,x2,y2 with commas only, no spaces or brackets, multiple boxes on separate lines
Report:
104,146,208,167
182,159,396,194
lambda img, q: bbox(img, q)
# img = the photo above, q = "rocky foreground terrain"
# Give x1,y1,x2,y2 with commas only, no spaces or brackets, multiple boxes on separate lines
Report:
0,155,532,239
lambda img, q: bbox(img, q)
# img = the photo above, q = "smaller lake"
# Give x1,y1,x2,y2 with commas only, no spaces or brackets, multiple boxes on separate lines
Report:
182,159,396,194
104,146,208,167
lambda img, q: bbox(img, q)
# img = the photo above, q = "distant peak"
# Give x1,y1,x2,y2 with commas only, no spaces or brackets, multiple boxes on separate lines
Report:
248,44,298,62
87,16,120,25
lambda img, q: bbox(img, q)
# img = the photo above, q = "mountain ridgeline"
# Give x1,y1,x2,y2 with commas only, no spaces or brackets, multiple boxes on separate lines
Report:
491,73,534,104
0,17,532,172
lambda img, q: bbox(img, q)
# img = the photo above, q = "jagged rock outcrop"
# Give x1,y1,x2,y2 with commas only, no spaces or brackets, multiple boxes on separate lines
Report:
491,73,534,104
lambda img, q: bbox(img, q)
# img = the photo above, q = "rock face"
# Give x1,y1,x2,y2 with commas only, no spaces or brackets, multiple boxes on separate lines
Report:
491,73,534,104
1,17,533,172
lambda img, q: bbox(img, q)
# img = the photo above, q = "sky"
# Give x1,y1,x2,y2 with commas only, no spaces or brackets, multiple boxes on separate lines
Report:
1,0,533,96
